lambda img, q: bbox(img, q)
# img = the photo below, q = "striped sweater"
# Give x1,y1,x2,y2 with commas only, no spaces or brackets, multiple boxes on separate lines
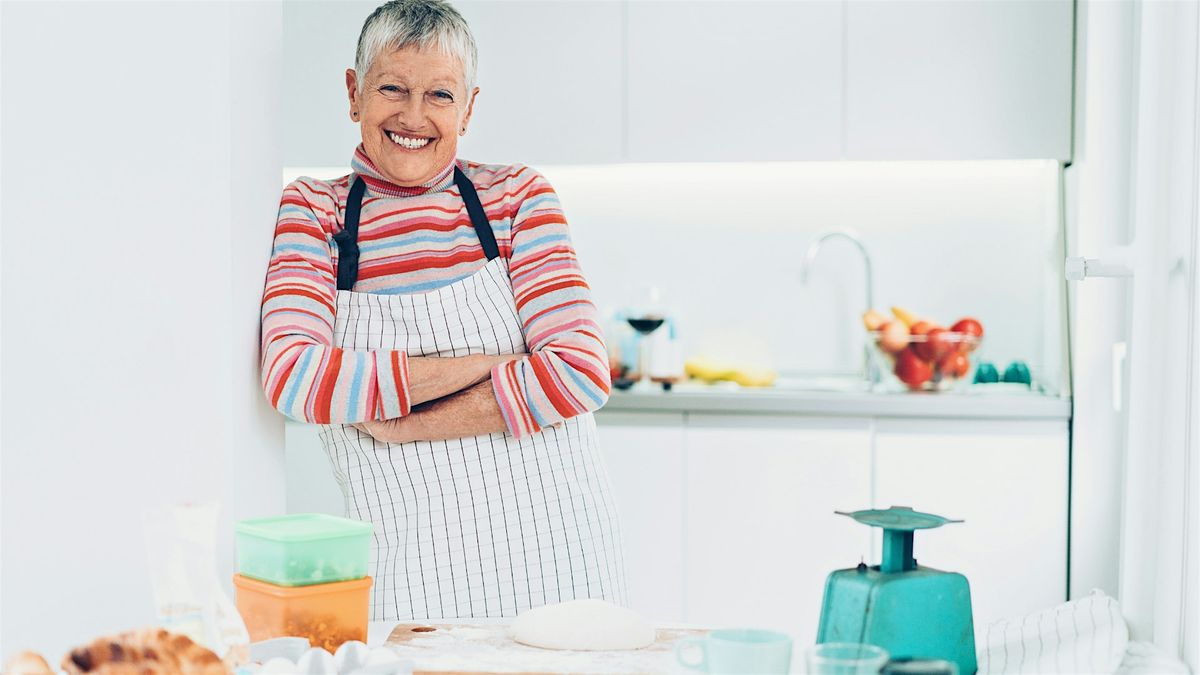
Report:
260,144,611,439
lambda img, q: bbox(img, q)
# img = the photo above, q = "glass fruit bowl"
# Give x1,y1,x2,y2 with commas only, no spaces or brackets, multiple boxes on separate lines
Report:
867,330,982,392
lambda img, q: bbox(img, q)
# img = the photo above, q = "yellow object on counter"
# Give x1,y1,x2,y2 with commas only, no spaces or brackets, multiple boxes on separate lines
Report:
685,357,777,387
890,305,920,328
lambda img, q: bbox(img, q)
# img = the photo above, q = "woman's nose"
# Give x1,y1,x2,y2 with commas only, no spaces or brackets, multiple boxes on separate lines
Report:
396,93,428,118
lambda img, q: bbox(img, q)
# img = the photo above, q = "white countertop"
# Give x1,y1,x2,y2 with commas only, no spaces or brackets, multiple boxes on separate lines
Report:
602,383,1071,420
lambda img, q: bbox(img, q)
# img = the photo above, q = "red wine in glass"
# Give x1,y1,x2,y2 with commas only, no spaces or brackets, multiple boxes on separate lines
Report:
627,316,666,334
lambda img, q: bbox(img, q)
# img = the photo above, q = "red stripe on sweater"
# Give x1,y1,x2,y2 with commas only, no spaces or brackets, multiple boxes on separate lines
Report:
313,347,343,424
516,280,587,311
391,351,409,414
504,362,539,432
530,357,574,418
262,287,334,314
268,347,304,407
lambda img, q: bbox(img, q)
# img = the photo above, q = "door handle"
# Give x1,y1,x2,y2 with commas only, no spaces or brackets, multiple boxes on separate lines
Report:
1065,245,1134,280
1112,341,1127,413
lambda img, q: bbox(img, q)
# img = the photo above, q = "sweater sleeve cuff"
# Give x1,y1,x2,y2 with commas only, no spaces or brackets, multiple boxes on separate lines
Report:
375,350,411,419
491,360,540,440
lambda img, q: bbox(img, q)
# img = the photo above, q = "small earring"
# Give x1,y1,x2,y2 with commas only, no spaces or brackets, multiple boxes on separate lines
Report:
352,112,359,118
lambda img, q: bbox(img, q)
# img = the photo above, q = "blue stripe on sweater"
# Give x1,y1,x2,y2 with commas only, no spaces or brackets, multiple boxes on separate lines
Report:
348,351,365,420
283,348,315,414
273,243,327,257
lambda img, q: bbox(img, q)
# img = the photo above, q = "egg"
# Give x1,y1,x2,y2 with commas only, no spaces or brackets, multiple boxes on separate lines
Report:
259,658,297,674
334,640,370,672
296,647,337,675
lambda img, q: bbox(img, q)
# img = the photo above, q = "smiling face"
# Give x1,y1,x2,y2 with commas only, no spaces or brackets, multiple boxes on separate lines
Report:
346,45,479,186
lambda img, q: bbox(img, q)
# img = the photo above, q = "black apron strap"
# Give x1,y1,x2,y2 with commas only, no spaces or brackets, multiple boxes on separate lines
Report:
454,166,500,261
333,176,367,291
333,167,499,292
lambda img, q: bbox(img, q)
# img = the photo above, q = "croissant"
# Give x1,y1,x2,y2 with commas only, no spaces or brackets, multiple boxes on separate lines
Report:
3,650,54,675
60,628,227,675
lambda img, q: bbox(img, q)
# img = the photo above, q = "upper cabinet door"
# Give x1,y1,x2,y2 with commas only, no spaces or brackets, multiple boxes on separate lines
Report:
455,1,624,166
846,0,1074,160
626,1,844,162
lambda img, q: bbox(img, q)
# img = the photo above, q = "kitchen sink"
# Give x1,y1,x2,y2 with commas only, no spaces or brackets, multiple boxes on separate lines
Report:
770,375,874,393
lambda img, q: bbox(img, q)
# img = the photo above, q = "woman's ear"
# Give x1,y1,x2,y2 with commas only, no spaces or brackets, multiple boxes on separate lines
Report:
345,69,360,121
460,87,480,135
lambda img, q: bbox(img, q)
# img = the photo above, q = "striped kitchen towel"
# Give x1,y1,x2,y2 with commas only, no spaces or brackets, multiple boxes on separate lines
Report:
977,589,1129,674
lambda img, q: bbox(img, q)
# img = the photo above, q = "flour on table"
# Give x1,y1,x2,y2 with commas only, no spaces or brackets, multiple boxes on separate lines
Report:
509,599,656,651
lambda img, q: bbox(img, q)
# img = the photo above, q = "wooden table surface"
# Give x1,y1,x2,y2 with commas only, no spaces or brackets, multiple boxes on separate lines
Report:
384,622,708,674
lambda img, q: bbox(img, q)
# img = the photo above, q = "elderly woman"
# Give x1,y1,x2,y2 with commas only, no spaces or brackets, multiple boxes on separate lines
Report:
260,0,626,621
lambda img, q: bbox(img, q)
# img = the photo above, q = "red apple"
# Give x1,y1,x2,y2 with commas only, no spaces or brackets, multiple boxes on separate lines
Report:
938,351,970,379
927,328,957,361
910,322,944,361
895,348,933,390
951,318,984,352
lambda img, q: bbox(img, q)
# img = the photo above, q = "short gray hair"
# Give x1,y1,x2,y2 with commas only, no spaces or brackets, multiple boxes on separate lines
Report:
355,0,478,95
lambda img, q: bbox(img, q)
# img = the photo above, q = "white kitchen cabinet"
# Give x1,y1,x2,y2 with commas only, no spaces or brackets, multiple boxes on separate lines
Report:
455,1,624,166
626,1,844,162
682,415,873,643
873,418,1069,635
595,412,689,624
845,0,1074,160
284,1,1075,166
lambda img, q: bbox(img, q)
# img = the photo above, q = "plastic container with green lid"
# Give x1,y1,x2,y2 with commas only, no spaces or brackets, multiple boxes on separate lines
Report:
235,513,371,587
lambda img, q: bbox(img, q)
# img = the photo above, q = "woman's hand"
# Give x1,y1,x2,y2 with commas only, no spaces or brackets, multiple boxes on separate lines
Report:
354,352,525,443
352,417,420,444
406,352,526,407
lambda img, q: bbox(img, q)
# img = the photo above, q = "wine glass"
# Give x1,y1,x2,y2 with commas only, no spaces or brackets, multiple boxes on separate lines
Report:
624,286,667,391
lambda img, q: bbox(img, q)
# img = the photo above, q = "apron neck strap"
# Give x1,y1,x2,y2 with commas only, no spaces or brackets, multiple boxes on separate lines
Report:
333,167,498,292
333,176,367,292
454,166,500,261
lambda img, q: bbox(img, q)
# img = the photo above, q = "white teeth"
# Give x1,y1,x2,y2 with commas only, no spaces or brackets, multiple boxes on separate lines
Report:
388,132,430,149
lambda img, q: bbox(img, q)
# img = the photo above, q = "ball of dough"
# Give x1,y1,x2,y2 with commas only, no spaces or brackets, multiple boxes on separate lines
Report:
510,599,655,651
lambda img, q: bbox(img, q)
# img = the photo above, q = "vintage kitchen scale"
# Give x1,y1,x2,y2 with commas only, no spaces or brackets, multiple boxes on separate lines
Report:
817,506,977,675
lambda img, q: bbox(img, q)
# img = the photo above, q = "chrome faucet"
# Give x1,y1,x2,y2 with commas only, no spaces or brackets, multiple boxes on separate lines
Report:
800,230,879,387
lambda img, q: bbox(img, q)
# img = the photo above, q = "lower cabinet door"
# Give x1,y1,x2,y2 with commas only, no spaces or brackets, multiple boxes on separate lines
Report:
683,415,873,644
596,412,688,623
873,418,1069,638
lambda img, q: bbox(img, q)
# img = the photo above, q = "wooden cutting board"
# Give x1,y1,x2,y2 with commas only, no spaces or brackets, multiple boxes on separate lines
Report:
385,622,707,674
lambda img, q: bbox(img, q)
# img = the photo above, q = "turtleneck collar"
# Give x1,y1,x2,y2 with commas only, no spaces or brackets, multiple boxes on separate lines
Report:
350,143,457,198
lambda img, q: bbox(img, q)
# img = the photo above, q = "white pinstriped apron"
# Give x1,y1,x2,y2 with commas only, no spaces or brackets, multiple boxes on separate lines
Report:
316,173,627,621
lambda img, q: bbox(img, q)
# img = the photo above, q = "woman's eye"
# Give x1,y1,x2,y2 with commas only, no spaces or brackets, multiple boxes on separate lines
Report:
427,90,454,105
380,85,406,95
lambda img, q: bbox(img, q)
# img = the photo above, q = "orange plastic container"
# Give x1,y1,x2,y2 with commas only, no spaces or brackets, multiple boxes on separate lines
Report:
233,573,371,652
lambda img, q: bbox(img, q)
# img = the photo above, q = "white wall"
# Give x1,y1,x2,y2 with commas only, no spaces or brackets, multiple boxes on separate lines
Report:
0,1,285,662
544,160,1065,384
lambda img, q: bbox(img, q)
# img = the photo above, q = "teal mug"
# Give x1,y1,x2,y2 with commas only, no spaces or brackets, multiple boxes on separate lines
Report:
675,628,794,674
